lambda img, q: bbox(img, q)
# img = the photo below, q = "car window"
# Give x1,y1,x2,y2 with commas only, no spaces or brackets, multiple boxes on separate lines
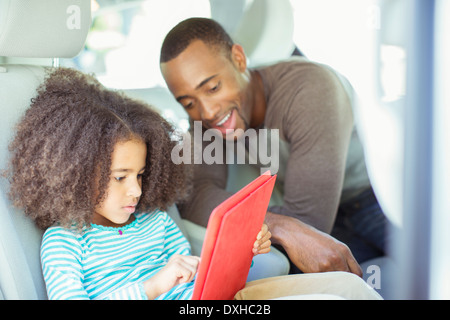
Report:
62,0,211,89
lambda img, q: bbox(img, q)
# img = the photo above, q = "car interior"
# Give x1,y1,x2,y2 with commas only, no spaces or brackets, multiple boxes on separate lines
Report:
0,0,296,300
1,0,447,300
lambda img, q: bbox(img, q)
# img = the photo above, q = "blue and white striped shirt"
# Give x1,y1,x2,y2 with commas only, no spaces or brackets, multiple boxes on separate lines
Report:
40,210,194,300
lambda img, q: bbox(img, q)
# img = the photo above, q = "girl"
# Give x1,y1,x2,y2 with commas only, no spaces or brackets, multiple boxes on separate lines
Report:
7,67,271,300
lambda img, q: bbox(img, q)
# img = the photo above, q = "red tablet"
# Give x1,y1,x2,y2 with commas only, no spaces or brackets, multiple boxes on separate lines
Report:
192,172,277,300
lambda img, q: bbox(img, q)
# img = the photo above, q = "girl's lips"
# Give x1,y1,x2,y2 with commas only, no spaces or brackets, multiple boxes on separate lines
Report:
123,205,136,214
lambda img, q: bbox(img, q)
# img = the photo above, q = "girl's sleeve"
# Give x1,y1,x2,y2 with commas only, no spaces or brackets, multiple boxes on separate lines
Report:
102,283,148,300
40,228,90,300
41,228,149,300
162,211,192,258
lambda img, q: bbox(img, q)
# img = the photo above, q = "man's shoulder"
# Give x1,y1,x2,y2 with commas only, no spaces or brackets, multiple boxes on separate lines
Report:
258,56,352,107
260,57,352,135
259,56,323,71
258,57,343,110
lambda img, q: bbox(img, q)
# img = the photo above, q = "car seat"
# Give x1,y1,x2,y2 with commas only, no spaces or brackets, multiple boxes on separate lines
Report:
0,0,205,299
211,0,295,68
0,0,91,299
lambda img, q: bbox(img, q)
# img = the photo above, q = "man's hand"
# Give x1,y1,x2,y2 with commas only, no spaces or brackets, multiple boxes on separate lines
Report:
265,212,362,277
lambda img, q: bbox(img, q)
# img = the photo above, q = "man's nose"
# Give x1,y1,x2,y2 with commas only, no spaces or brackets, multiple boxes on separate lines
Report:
199,99,221,121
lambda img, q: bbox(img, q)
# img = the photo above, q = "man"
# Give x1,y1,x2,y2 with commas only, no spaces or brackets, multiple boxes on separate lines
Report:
160,18,390,276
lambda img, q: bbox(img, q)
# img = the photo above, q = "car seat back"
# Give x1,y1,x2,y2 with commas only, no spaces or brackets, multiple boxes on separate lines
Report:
0,0,91,299
231,0,295,67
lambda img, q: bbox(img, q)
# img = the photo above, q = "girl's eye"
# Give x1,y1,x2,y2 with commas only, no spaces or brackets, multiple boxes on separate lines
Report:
114,173,144,182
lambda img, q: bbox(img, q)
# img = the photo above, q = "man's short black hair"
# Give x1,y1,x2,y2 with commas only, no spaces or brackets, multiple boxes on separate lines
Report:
160,17,234,63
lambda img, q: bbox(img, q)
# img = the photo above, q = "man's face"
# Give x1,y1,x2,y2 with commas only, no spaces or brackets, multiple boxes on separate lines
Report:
161,40,252,140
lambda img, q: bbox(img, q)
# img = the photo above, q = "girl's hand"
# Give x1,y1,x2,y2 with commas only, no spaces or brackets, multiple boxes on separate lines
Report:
252,223,271,256
144,254,200,299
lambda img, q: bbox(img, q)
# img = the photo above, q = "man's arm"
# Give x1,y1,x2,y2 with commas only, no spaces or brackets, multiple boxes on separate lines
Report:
265,211,362,276
261,61,362,275
267,62,354,233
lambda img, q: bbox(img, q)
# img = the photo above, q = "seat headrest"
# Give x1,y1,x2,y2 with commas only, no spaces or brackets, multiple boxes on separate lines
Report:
0,0,91,58
231,0,295,67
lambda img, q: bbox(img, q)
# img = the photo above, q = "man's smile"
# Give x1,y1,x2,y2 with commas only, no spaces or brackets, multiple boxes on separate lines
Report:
209,108,237,135
216,110,232,126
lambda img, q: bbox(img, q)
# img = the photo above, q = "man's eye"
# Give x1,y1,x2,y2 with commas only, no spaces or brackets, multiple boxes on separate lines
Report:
209,82,221,93
183,102,193,110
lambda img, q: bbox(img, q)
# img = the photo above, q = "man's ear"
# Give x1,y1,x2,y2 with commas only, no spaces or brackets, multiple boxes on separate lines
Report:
230,44,247,72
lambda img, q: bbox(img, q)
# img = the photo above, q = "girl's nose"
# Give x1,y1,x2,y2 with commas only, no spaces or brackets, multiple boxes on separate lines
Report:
127,179,142,198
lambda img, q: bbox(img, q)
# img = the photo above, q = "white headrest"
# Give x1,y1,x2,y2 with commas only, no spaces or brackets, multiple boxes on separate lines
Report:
0,0,91,58
232,0,295,67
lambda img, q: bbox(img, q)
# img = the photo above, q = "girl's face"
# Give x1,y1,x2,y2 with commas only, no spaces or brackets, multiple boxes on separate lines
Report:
92,138,147,228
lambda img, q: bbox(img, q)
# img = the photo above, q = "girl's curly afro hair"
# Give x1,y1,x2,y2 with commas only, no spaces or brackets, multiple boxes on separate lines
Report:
7,67,191,230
